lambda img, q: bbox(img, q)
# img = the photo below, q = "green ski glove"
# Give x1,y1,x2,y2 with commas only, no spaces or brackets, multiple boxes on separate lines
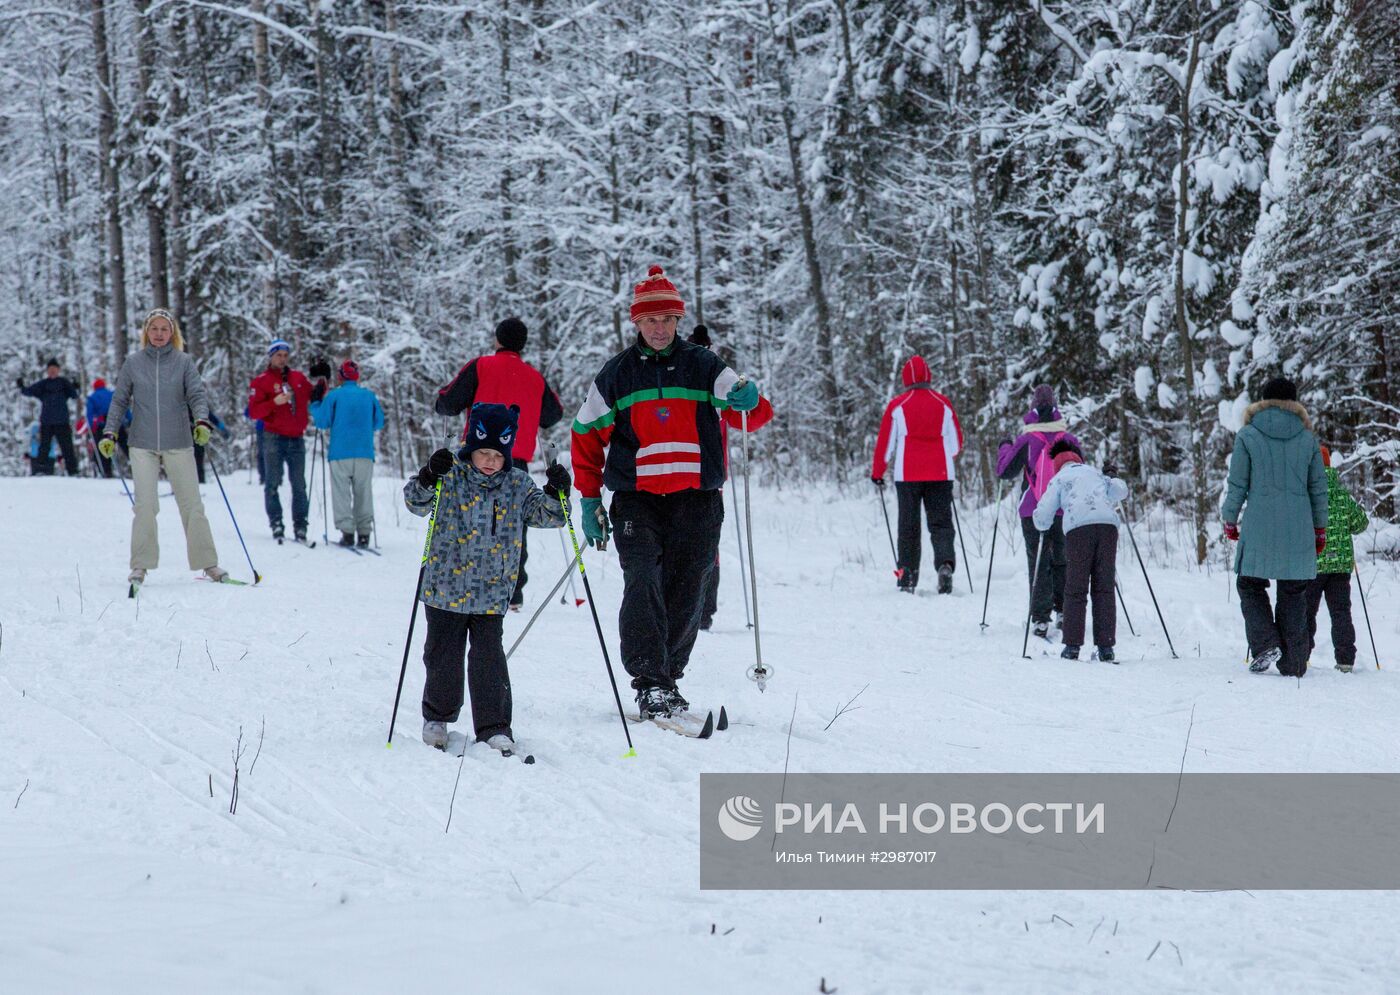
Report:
581,497,610,548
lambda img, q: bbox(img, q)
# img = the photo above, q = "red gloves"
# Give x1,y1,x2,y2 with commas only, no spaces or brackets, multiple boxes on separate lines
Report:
1316,528,1327,555
1224,522,1239,541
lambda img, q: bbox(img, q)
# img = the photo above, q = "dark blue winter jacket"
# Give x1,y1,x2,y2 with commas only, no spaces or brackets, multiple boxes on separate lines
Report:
21,376,78,425
310,381,384,461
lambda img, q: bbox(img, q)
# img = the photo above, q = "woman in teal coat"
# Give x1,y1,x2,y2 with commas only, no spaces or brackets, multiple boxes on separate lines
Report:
1221,377,1328,676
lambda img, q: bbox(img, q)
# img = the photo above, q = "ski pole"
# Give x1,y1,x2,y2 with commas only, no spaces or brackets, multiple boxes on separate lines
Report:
387,479,442,746
875,482,902,580
739,397,770,690
951,487,974,593
506,547,583,660
1354,561,1380,670
728,470,753,628
1115,581,1138,637
979,481,1005,631
318,429,330,546
556,527,583,605
554,481,635,756
1122,516,1178,659
1021,533,1046,659
118,459,135,507
208,451,262,585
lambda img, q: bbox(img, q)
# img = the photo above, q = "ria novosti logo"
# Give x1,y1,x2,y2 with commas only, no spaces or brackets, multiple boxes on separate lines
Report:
717,795,764,841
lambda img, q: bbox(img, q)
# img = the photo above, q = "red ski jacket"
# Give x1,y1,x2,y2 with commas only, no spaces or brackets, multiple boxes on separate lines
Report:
871,356,963,482
248,366,313,438
571,337,773,498
436,350,563,463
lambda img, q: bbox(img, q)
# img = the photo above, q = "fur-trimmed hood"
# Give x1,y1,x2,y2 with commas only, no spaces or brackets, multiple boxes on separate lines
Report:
1243,398,1312,439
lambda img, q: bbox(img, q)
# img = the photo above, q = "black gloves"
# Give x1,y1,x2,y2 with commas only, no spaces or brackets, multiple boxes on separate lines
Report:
417,448,456,488
872,475,885,488
15,376,24,391
1103,460,1120,477
309,358,332,380
310,380,327,403
544,462,572,499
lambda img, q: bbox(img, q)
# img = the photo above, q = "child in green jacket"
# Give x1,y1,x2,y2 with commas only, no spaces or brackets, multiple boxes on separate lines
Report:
1306,446,1368,672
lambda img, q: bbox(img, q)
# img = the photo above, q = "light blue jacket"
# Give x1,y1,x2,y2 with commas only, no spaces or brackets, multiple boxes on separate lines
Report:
1033,462,1128,534
310,381,384,461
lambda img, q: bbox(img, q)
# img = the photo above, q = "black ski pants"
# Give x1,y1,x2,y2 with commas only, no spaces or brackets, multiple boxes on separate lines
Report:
1237,575,1310,676
895,480,954,588
1063,523,1118,648
421,606,511,740
612,489,724,691
1305,572,1356,669
1022,515,1066,622
37,423,79,476
702,553,720,623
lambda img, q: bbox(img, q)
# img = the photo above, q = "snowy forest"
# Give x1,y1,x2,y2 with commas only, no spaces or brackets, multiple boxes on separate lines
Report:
1,0,1396,562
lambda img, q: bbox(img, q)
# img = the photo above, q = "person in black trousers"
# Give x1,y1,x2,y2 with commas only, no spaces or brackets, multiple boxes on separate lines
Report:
18,359,80,475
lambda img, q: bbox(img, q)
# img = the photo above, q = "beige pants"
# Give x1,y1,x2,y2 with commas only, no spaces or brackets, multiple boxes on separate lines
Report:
129,447,220,571
330,457,375,535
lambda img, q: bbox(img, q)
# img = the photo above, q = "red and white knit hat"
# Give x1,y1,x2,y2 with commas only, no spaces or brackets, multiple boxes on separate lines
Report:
630,265,686,322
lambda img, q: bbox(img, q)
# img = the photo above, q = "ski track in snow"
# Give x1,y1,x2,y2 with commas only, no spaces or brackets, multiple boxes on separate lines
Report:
2,475,1399,993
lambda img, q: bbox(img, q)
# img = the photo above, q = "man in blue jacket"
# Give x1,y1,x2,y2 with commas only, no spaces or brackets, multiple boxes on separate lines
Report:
17,358,79,475
310,360,385,547
86,378,115,477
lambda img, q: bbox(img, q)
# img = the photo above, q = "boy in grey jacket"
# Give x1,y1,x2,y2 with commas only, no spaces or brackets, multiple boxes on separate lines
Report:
1032,441,1129,661
404,403,570,752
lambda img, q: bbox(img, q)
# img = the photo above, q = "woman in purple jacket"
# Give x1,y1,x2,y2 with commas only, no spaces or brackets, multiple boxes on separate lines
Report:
996,385,1082,638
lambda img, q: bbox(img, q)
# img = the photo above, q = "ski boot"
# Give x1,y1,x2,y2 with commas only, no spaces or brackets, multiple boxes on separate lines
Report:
128,567,147,585
662,687,689,715
1060,644,1080,660
339,531,356,547
422,720,449,750
1335,662,1354,673
1052,610,1064,631
1249,646,1283,673
1094,646,1116,663
272,524,285,542
637,686,673,720
294,527,308,544
357,533,371,549
1032,620,1050,640
937,564,954,595
203,566,229,583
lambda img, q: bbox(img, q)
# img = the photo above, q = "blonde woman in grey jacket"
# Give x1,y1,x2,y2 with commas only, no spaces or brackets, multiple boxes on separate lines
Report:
99,309,228,589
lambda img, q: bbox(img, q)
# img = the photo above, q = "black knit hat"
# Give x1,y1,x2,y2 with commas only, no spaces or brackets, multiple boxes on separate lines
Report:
495,317,527,352
45,357,60,369
1048,438,1082,460
459,402,519,459
690,324,712,348
1260,376,1298,402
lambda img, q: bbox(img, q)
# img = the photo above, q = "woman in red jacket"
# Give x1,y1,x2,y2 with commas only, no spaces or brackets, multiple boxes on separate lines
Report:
871,356,964,594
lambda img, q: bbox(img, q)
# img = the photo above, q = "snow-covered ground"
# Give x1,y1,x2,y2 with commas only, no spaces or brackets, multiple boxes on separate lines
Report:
3,470,1399,993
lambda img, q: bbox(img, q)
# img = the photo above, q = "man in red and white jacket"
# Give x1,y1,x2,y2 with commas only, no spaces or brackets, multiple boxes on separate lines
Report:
436,316,564,607
871,355,963,593
572,266,772,721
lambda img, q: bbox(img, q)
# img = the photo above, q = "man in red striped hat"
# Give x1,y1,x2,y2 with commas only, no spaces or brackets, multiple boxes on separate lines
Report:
572,265,773,721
